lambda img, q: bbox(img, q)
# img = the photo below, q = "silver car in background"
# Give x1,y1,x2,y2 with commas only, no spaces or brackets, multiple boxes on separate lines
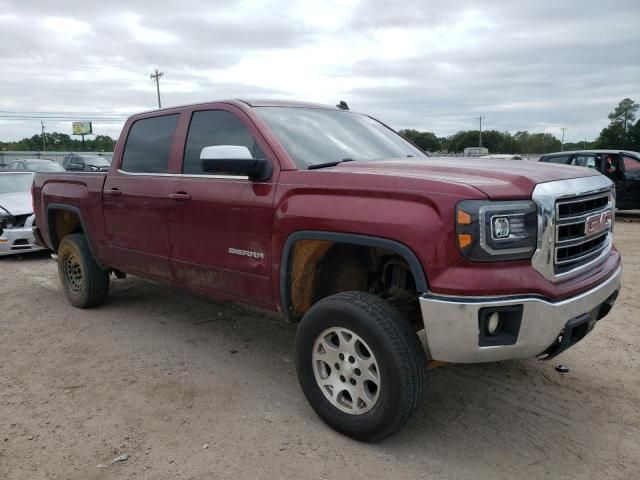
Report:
0,172,45,256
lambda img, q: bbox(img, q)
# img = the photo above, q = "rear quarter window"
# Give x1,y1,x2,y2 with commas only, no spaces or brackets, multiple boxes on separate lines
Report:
121,114,179,173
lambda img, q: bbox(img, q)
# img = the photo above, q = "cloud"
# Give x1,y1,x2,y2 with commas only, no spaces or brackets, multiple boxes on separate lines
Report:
0,0,639,144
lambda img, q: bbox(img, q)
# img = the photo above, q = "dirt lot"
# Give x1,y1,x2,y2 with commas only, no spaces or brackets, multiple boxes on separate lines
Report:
1,218,639,480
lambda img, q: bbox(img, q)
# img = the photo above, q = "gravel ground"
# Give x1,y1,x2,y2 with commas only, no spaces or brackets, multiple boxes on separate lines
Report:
1,218,639,480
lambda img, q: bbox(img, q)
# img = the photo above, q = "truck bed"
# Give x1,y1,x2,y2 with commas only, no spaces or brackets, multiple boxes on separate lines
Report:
32,172,108,258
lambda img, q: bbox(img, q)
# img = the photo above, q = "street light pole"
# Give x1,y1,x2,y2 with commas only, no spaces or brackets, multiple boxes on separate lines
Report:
41,120,46,151
560,127,567,151
476,116,485,148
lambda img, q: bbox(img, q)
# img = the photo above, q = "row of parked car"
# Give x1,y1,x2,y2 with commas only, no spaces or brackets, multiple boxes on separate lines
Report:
1,154,111,173
0,155,111,256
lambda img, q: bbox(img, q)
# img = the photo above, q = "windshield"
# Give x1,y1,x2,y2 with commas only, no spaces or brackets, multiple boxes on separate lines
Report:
0,173,34,194
82,156,110,166
255,107,426,168
27,161,64,172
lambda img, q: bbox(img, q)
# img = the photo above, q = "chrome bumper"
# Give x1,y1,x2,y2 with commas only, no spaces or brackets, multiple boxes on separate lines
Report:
0,215,46,256
419,265,622,363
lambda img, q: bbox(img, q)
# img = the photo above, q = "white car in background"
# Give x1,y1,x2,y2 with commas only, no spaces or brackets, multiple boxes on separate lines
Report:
0,172,46,256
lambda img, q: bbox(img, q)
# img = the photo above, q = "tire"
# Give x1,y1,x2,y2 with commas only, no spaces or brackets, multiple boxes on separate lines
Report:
57,233,110,308
295,291,426,441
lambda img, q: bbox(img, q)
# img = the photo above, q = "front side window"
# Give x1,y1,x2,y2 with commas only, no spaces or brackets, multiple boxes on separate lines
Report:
121,114,179,173
254,107,426,169
183,110,265,175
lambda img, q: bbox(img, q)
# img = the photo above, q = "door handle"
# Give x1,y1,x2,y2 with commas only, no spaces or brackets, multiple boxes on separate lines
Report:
106,188,122,197
169,192,192,201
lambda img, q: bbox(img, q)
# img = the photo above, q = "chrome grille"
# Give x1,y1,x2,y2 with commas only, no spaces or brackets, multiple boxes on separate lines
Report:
554,191,612,274
531,175,615,283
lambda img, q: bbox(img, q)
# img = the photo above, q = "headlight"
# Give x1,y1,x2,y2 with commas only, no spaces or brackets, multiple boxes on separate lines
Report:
456,200,538,261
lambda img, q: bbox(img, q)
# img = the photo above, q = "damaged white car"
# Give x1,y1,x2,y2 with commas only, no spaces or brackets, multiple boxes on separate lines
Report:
0,172,45,256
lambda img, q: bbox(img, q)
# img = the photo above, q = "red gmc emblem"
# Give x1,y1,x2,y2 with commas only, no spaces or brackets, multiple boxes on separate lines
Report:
584,210,612,236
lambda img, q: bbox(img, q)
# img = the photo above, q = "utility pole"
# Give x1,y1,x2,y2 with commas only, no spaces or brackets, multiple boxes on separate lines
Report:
560,127,567,151
476,116,485,148
41,121,46,151
150,69,164,108
583,137,587,150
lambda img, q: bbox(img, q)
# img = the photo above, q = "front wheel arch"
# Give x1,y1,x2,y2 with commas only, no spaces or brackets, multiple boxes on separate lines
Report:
279,231,428,323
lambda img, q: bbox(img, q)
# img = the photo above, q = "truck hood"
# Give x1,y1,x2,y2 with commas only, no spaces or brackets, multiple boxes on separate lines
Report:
0,191,33,216
333,157,600,199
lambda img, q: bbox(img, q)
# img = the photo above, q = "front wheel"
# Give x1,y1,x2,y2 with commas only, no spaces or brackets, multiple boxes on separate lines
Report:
57,233,110,308
295,291,426,441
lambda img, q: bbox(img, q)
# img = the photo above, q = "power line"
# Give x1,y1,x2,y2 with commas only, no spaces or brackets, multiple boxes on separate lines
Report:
150,69,164,108
0,110,132,116
0,117,126,122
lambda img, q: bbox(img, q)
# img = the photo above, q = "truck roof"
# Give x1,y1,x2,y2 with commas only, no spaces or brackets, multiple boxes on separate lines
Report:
131,99,342,119
542,149,640,156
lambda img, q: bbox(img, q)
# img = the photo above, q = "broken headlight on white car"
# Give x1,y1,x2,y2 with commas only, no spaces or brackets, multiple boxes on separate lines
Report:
455,200,538,261
0,208,16,232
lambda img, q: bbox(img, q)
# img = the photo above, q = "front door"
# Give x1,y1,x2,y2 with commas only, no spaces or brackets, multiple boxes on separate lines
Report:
103,113,180,278
166,108,278,306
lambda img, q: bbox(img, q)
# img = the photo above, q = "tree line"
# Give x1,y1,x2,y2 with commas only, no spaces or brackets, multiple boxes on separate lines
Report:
400,98,640,154
0,132,117,152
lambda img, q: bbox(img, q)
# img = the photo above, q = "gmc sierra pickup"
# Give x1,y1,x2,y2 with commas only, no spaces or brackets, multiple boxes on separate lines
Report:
32,100,622,441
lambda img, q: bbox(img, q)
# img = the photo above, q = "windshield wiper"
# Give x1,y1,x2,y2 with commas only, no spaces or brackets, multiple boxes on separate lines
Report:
307,158,355,170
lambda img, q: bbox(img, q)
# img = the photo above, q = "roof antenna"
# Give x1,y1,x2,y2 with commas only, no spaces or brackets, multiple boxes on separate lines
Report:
336,100,349,110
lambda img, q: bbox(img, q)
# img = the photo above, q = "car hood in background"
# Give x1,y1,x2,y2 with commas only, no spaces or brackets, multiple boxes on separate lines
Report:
0,191,33,216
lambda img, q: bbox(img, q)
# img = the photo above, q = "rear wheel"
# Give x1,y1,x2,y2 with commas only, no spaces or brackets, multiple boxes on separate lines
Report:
295,291,426,441
58,233,109,308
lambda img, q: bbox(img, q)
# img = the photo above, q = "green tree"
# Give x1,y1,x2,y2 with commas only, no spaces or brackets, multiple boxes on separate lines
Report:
0,132,117,152
595,98,639,148
399,129,441,152
628,119,640,151
608,98,639,133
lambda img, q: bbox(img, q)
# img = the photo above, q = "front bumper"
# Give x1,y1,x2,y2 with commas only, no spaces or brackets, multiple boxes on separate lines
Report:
419,265,622,363
0,215,46,256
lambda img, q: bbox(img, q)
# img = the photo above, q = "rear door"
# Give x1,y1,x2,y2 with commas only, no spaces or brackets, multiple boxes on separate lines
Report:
166,107,278,306
102,113,180,278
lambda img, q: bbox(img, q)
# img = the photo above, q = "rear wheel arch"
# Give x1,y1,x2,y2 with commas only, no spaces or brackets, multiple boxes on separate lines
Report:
279,231,428,323
46,204,104,268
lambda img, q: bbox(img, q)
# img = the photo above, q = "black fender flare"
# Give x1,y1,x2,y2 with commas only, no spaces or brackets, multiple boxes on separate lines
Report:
279,230,428,322
46,203,105,269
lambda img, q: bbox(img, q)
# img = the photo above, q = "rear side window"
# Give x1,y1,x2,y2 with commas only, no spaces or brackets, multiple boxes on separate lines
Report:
182,110,265,175
121,114,179,173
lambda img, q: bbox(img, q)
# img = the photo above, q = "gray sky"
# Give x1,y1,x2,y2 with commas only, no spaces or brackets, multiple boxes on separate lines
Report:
1,0,639,143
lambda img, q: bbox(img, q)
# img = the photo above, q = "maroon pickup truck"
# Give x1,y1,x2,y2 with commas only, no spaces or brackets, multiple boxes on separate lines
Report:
32,100,622,440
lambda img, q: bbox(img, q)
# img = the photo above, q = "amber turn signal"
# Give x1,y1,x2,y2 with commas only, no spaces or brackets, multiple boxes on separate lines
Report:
458,233,472,248
457,210,472,225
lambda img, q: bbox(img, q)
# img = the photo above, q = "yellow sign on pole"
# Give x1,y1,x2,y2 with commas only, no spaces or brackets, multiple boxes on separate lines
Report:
72,121,93,135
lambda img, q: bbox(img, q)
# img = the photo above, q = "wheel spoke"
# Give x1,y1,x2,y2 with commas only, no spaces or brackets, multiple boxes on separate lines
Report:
362,362,379,383
317,338,341,365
